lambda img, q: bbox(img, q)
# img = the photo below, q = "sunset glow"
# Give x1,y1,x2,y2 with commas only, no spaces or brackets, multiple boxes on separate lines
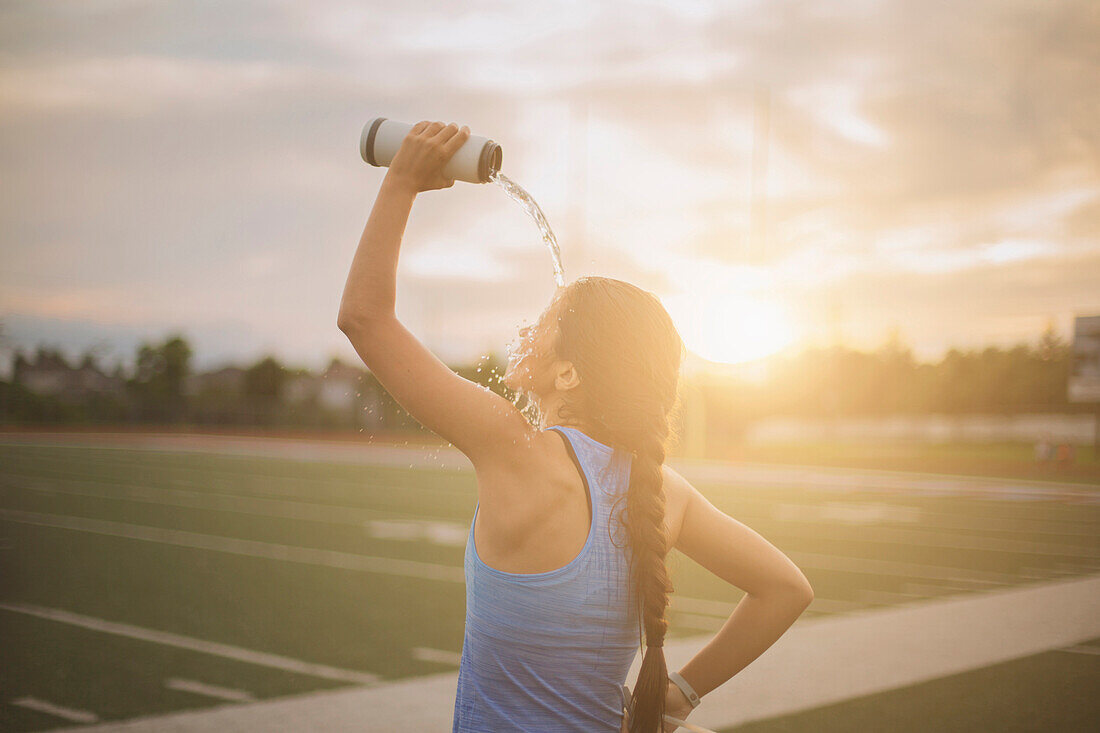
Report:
666,290,797,365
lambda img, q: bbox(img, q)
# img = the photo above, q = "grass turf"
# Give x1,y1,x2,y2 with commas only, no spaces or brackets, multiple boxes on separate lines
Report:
1,440,1098,731
718,638,1100,733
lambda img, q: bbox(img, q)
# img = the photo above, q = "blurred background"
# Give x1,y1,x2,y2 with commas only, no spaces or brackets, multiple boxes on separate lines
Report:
1,1,1098,731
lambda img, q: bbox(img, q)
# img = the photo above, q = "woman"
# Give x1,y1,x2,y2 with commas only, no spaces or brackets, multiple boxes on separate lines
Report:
338,121,814,733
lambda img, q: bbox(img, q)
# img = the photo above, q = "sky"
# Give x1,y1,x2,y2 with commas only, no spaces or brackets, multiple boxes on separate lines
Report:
1,0,1098,372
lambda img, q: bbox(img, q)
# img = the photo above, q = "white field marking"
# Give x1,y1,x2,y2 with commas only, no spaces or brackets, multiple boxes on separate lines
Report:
45,574,1100,733
774,501,923,525
364,519,468,547
785,549,1016,585
165,679,256,702
0,507,1028,595
0,436,474,499
671,596,737,616
0,602,378,686
625,572,1100,731
671,456,1100,503
671,612,726,632
10,472,1068,559
8,475,1094,562
674,594,866,618
2,497,1026,589
1,457,470,503
0,508,465,584
6,432,1096,502
805,596,871,614
857,588,929,606
740,501,1100,538
9,448,1093,546
411,647,463,666
1056,644,1100,656
10,697,99,723
663,714,719,733
5,474,439,528
0,433,472,471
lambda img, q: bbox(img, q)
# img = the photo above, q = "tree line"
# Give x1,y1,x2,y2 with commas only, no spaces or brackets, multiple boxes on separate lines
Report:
0,325,1087,435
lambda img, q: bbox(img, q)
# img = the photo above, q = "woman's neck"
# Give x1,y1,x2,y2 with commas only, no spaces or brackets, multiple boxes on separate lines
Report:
536,391,594,435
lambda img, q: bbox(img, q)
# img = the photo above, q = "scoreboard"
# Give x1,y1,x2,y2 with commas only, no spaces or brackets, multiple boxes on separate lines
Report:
1069,315,1100,403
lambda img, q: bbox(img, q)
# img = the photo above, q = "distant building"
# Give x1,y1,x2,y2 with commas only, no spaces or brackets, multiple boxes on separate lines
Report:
14,351,124,399
318,359,364,411
185,366,246,397
283,370,320,406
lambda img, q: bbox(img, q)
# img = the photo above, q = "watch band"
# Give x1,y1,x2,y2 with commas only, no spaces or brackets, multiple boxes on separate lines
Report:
668,671,702,709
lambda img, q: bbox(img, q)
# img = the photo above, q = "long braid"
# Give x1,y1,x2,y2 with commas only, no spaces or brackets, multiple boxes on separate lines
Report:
624,420,675,733
547,276,684,732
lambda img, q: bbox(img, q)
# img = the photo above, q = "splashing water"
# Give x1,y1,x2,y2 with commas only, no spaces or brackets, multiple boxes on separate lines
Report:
490,170,565,287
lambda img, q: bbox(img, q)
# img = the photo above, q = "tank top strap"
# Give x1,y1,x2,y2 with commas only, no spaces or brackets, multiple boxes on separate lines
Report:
546,425,630,529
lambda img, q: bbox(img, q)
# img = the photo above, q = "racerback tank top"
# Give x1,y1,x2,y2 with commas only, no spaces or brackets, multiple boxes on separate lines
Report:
452,425,641,731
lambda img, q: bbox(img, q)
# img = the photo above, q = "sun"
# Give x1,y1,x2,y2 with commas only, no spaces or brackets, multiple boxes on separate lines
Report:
665,291,798,365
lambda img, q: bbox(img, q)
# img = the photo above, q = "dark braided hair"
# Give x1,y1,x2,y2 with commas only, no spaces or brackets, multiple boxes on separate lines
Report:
549,277,684,733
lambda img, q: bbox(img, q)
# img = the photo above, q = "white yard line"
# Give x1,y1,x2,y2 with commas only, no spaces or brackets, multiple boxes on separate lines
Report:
0,508,465,583
671,596,738,616
0,602,378,686
10,697,99,723
46,573,1100,733
4,475,439,527
11,470,1098,563
4,432,1094,501
164,679,256,703
671,595,869,623
411,647,463,666
11,476,1092,559
1056,644,1100,656
0,434,472,471
2,507,1021,591
669,612,726,632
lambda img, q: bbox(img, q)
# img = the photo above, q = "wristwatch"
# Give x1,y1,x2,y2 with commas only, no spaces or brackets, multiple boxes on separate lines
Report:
668,671,702,709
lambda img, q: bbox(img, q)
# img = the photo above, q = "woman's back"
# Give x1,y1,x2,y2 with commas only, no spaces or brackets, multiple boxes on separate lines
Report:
452,425,640,732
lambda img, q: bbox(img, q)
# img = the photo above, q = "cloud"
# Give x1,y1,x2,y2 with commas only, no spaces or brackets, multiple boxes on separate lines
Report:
1,0,1097,369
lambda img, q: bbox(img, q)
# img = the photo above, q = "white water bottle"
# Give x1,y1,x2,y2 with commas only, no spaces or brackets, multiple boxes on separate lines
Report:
360,117,503,184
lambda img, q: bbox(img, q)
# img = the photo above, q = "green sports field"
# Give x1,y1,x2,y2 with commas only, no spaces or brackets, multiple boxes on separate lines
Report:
1,436,1098,731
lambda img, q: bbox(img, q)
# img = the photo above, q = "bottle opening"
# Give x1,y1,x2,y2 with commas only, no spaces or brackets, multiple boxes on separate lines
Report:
479,142,503,183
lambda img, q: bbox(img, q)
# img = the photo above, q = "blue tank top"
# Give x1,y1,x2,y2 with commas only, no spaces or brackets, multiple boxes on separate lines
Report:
452,425,641,732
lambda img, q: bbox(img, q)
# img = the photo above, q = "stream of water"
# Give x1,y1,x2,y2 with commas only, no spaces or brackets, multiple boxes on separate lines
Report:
490,170,565,287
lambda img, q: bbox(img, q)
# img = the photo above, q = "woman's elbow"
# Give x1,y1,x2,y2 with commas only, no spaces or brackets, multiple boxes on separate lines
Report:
789,574,814,610
336,310,362,336
337,308,385,337
773,572,814,611
796,578,814,608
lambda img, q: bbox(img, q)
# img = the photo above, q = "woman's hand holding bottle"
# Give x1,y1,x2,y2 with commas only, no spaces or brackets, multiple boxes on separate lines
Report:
384,120,470,194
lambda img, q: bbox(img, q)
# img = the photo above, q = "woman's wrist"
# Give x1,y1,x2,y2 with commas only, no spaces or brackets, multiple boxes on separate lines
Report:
668,670,702,708
380,172,419,198
668,680,693,708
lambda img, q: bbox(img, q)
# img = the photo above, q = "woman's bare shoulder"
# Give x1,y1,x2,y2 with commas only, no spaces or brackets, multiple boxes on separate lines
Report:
474,428,583,536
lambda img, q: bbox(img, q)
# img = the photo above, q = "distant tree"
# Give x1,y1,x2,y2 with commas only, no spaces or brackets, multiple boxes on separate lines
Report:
1036,320,1069,362
244,356,285,400
242,355,286,424
129,334,193,421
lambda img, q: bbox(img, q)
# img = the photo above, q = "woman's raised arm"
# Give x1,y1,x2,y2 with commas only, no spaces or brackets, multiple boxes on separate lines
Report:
337,121,535,469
